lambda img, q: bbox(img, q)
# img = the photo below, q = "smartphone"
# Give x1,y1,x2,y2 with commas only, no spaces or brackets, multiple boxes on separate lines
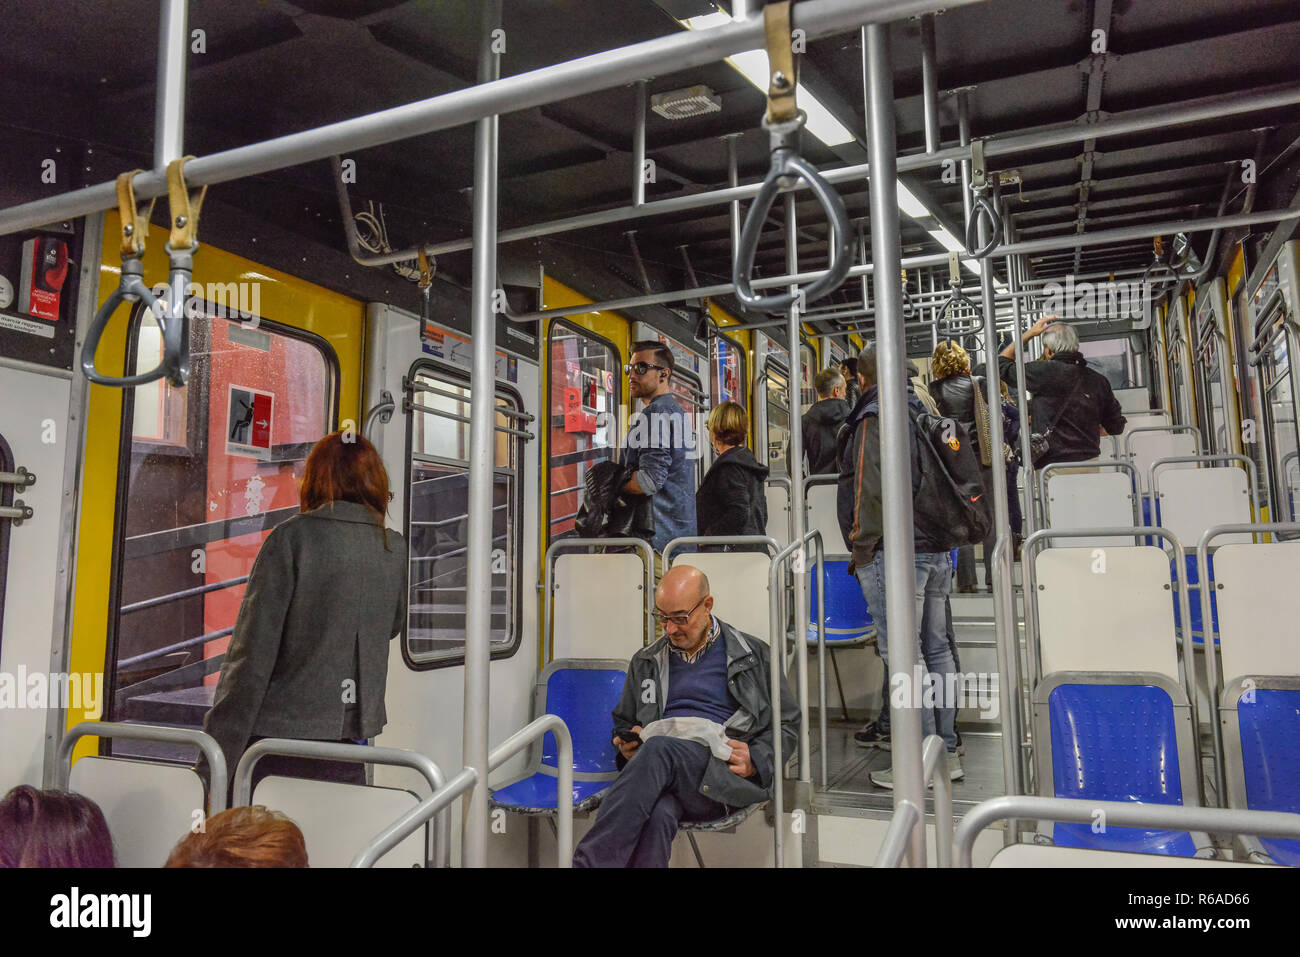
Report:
615,730,642,745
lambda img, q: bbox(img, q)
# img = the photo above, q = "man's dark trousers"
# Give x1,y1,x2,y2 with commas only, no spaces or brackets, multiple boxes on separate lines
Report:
572,736,727,867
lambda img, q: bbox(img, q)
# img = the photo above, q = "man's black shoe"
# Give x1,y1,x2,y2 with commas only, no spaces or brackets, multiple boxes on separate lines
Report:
853,722,890,749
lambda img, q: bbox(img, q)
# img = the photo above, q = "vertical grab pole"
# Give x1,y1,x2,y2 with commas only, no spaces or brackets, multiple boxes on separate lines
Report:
956,89,973,241
785,193,811,786
632,80,647,208
864,23,926,867
919,13,941,156
727,134,742,257
767,552,786,868
154,0,189,171
979,195,1024,812
1005,236,1036,540
462,0,502,869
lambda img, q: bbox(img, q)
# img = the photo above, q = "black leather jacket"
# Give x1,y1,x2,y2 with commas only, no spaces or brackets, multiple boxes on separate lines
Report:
998,351,1126,464
930,372,983,438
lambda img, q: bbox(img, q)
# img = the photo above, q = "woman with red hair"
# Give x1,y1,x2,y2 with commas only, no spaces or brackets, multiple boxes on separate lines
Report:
164,806,307,868
202,432,407,793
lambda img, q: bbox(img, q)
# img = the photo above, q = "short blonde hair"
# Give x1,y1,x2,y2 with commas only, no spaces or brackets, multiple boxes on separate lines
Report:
707,401,748,447
931,340,970,380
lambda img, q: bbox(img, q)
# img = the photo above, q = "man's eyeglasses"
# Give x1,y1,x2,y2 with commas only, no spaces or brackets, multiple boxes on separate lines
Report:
625,362,667,377
652,595,708,627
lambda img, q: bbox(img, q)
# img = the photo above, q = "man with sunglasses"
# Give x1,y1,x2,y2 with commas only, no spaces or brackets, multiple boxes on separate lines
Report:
622,341,697,558
572,565,797,868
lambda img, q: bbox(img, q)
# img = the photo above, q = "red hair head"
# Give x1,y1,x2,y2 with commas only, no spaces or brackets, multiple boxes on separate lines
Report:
299,431,390,519
0,786,115,868
164,805,308,868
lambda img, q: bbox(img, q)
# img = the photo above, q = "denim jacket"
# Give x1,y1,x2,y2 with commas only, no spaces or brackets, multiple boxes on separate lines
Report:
611,618,798,808
624,391,698,553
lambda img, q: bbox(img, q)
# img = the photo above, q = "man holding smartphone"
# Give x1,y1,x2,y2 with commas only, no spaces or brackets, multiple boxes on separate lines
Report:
572,565,797,868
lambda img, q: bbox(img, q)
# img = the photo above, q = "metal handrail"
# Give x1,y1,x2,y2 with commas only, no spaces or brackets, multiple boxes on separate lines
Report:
0,467,35,488
1195,521,1300,808
117,624,233,669
1149,454,1260,533
662,535,780,562
57,721,228,816
766,528,823,868
872,735,954,867
405,378,536,423
351,767,477,869
542,537,654,663
487,714,574,868
121,573,249,615
406,395,535,440
233,739,452,868
1036,458,1140,528
1122,423,1203,464
953,795,1300,867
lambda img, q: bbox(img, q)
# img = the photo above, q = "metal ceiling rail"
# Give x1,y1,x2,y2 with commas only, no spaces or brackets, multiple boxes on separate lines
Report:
0,0,975,239
508,206,1300,322
413,82,1300,261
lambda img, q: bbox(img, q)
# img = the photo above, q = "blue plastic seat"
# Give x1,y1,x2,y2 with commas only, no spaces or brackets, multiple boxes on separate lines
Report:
1169,553,1219,646
490,661,626,815
805,559,874,645
1047,683,1197,857
1238,689,1300,866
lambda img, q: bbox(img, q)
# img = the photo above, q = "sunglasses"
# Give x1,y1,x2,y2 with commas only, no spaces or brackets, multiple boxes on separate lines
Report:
652,595,708,627
625,362,667,376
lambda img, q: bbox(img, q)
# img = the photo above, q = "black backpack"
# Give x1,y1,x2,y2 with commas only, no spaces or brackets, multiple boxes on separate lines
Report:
909,407,992,549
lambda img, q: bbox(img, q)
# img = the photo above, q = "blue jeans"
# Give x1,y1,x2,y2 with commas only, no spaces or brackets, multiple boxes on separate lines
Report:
572,736,726,868
856,550,959,752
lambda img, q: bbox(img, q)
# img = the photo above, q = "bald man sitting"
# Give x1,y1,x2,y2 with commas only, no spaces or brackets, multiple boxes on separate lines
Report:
572,565,798,868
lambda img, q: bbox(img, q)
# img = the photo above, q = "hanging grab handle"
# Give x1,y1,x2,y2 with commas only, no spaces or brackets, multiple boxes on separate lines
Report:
938,250,983,334
731,2,852,314
81,160,205,389
963,185,1002,259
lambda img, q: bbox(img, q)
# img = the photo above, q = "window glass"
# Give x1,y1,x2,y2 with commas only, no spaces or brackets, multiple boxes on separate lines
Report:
1079,336,1143,390
710,335,746,410
547,323,619,541
111,308,335,756
405,364,521,666
765,362,791,477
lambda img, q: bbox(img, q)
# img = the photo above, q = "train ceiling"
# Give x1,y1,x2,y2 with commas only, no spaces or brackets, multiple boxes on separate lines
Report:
2,0,1299,330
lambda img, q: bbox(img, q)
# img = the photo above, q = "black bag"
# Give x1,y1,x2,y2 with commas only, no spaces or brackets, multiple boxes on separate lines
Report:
574,460,655,543
910,407,993,549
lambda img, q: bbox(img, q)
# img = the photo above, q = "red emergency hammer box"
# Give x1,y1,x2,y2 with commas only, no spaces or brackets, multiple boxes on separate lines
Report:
18,237,70,322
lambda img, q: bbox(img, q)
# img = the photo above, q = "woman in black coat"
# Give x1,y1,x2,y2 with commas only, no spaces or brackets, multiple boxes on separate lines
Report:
695,401,769,551
930,340,998,593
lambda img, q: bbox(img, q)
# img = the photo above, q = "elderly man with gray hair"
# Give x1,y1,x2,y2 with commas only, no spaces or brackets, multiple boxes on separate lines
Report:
999,315,1126,467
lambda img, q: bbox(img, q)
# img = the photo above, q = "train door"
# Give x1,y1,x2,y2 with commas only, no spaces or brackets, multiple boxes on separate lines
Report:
1191,278,1240,455
754,332,792,477
0,435,12,649
1247,242,1300,525
69,215,363,767
1166,296,1197,428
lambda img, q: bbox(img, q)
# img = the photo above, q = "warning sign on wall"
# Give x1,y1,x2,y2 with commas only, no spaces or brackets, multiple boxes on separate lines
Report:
226,385,274,460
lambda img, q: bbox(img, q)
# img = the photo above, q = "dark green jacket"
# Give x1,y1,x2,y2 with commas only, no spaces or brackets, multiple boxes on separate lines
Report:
203,501,407,778
612,618,798,808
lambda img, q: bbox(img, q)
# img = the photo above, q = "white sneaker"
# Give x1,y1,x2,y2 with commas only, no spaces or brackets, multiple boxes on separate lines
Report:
869,752,964,790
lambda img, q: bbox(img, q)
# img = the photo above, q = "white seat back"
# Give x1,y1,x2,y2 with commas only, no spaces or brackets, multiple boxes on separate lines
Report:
553,553,646,659
1035,545,1180,681
805,482,846,554
1115,390,1159,415
671,551,772,641
1157,468,1253,550
765,482,790,549
1045,472,1135,546
69,757,207,868
1210,543,1300,682
1128,431,1197,490
252,776,425,868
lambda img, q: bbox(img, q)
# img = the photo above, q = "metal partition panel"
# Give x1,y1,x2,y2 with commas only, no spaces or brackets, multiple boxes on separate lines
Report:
69,757,208,868
553,554,648,659
1125,427,1200,490
1044,473,1138,545
804,476,845,554
765,477,792,549
1212,543,1300,682
665,537,777,642
1035,547,1181,681
253,776,426,868
1157,469,1254,549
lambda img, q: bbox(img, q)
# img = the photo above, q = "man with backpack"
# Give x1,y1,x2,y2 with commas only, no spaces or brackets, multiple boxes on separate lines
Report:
837,344,991,785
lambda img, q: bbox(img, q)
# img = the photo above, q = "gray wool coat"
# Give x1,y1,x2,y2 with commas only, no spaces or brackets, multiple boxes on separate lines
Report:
202,500,408,778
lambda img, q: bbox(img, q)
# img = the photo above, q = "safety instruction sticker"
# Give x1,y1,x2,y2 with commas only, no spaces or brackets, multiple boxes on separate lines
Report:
0,311,54,338
226,385,274,460
421,325,518,382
